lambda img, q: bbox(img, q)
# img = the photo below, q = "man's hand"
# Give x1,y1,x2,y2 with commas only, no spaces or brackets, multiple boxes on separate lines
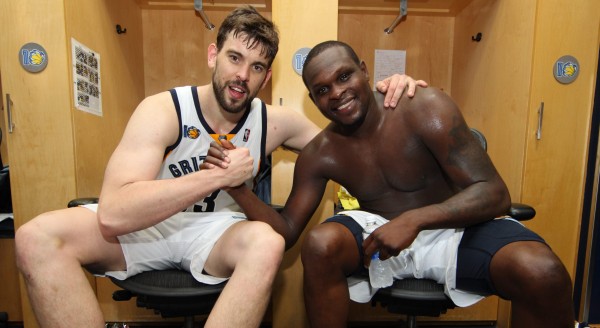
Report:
375,74,429,109
219,146,254,188
201,140,236,169
200,139,251,188
362,216,420,267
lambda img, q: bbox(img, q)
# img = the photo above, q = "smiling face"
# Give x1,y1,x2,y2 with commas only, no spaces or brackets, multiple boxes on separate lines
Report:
209,32,272,114
303,46,372,128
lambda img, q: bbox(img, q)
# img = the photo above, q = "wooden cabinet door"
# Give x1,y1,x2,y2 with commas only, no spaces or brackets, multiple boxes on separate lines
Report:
521,0,600,277
270,1,338,327
0,1,77,327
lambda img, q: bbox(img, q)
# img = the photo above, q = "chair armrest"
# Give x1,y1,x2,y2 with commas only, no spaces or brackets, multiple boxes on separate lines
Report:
508,203,536,221
67,197,99,208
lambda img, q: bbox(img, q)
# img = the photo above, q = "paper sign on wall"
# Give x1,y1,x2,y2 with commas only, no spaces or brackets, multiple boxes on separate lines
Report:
71,38,102,116
373,49,406,90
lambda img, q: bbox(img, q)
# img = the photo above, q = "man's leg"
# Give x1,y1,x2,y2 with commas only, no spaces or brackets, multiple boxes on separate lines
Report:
301,222,361,328
490,241,574,328
15,207,126,327
203,221,285,328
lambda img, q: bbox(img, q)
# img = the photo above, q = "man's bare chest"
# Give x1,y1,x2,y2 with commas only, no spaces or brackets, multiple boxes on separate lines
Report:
327,138,440,198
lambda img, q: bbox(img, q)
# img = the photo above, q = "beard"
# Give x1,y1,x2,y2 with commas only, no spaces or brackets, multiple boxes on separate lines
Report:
212,70,258,114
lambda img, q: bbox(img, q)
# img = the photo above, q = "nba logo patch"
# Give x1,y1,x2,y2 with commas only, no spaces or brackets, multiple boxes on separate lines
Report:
185,125,200,139
243,129,251,142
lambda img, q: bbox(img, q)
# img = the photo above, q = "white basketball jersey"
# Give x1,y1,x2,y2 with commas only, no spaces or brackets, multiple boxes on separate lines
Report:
158,86,267,213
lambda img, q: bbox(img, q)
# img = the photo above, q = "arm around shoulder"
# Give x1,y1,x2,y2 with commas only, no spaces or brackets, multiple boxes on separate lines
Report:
265,104,321,153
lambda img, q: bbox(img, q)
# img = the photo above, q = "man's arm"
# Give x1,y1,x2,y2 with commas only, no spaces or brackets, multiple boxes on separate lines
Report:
219,139,330,249
96,92,254,238
364,87,511,260
376,74,428,109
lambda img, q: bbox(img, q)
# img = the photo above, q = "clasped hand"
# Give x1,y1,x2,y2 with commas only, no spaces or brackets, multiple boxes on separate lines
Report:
201,139,253,189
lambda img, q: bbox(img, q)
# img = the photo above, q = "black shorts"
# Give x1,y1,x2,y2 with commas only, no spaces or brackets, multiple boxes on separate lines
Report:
456,218,546,297
323,215,546,298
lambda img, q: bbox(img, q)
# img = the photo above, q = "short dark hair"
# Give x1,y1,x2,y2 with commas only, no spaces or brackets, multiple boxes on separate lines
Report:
301,40,360,87
217,5,279,67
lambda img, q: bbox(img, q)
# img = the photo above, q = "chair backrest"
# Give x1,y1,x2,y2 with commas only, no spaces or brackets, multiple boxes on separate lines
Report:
470,127,488,151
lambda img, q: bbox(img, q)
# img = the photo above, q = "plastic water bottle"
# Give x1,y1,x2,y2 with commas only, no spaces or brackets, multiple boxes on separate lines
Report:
363,216,393,288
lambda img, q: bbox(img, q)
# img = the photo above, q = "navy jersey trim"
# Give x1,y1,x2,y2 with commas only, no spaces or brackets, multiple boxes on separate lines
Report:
259,101,268,172
252,102,270,197
165,89,184,158
196,92,253,135
190,86,209,132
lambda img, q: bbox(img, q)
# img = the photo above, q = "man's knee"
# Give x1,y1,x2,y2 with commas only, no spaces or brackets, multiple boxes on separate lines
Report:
301,225,346,264
243,221,285,261
15,213,55,273
520,249,571,291
247,221,284,247
492,242,572,296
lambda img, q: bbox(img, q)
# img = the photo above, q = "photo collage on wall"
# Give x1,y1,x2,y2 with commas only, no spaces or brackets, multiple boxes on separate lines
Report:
71,38,102,116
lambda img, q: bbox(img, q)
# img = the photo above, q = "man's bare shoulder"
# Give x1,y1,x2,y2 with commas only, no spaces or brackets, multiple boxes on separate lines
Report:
121,89,180,148
136,90,176,114
392,86,461,128
301,124,341,156
264,103,321,153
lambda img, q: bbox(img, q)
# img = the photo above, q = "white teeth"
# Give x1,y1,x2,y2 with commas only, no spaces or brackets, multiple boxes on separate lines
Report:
231,86,244,93
337,99,353,111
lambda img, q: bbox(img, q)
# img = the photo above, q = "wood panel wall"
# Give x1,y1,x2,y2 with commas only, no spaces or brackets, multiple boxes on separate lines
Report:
270,2,338,326
451,1,538,324
1,1,78,325
65,0,146,199
0,77,6,165
522,0,600,278
64,0,148,322
339,13,455,93
0,0,146,325
451,0,537,201
141,8,272,102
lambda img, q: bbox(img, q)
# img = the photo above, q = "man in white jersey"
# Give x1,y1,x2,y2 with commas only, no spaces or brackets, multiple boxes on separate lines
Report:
14,6,426,328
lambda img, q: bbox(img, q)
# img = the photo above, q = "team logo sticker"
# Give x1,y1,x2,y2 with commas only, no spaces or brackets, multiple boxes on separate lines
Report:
292,47,311,76
20,42,48,73
554,55,579,84
185,125,200,139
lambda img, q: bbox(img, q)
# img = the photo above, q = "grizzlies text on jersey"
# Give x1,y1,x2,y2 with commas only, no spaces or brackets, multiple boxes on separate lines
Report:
159,86,268,213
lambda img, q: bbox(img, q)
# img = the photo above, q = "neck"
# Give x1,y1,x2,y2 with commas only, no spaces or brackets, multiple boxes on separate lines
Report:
338,92,383,138
198,85,246,134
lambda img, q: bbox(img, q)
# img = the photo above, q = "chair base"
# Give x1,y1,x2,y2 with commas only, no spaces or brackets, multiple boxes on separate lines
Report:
109,270,226,319
371,278,456,326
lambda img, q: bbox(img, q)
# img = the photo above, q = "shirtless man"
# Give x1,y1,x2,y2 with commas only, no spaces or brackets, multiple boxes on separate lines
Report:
213,40,575,327
14,7,424,328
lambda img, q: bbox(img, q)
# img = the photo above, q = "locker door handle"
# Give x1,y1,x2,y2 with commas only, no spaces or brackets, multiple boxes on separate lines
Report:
536,102,544,140
6,94,14,133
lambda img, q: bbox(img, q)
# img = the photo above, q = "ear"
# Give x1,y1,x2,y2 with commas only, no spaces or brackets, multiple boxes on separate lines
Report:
207,43,218,69
360,60,369,80
259,68,273,90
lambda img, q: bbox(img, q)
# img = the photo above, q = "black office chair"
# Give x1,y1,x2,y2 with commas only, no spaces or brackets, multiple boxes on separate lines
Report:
68,197,224,327
344,128,536,328
67,156,275,327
